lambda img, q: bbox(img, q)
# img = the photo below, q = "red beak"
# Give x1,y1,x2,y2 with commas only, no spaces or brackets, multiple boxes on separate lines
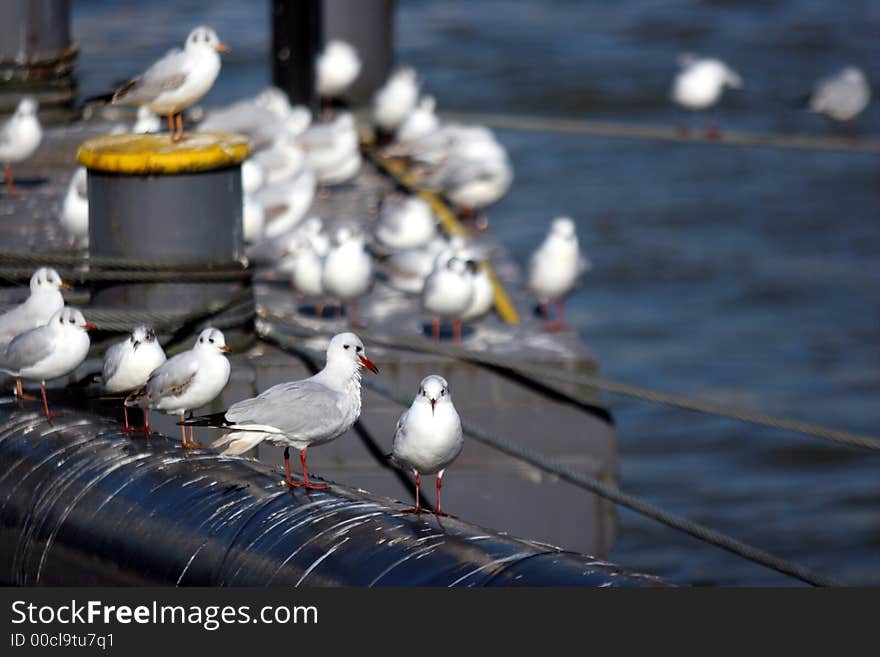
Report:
84,322,97,331
359,356,379,374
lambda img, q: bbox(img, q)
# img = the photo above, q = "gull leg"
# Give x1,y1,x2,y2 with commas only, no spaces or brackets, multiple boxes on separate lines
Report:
434,470,449,517
453,320,462,345
544,300,568,332
140,408,157,435
539,300,549,320
349,301,364,329
287,448,329,490
184,424,203,449
122,405,135,432
315,301,325,318
175,113,185,142
432,317,441,341
705,111,721,140
166,114,175,141
40,383,61,420
179,414,187,447
283,446,298,486
400,472,422,514
15,379,38,407
4,164,21,197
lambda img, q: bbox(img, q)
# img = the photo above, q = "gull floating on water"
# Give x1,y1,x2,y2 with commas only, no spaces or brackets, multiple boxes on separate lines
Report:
391,374,463,515
104,26,229,141
0,307,95,418
1,97,42,196
671,55,743,138
183,332,379,490
102,325,167,432
528,216,590,331
807,66,871,128
125,327,231,448
0,267,69,347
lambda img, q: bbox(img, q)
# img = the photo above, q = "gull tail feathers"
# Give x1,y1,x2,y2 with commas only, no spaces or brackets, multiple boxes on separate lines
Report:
213,431,266,455
179,411,229,427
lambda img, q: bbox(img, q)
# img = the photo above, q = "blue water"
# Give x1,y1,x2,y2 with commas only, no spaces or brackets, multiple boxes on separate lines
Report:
72,0,880,585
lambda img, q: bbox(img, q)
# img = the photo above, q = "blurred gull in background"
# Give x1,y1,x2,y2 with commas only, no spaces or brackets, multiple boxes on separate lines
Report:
671,55,743,138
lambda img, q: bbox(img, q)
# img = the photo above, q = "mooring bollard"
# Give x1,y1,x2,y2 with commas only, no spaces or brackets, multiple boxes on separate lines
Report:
76,132,251,313
0,0,77,119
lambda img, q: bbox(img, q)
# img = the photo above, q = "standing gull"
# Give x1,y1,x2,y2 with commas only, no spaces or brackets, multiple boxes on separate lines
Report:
0,307,95,418
0,97,42,196
125,327,231,448
182,332,379,490
316,40,361,110
422,254,476,343
391,375,463,515
103,26,228,142
0,267,69,347
807,66,871,135
322,225,373,325
528,217,590,331
671,55,742,138
102,325,167,432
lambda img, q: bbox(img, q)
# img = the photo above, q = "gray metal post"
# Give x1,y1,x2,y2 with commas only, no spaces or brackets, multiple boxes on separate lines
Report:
0,0,76,118
271,0,322,110
322,0,395,104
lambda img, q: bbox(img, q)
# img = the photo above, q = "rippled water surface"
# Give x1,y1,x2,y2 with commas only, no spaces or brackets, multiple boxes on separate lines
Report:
72,0,880,585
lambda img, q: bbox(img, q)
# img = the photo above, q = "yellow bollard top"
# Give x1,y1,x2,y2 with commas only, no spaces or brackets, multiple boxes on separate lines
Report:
76,132,251,175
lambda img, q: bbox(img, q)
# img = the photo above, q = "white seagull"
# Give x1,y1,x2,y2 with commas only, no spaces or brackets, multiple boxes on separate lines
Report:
808,66,871,127
183,332,379,490
0,267,69,347
60,166,89,246
671,56,742,137
102,325,167,432
395,95,439,144
125,327,231,448
373,67,419,137
0,307,95,418
422,254,476,343
1,97,42,197
106,26,229,141
322,225,373,325
528,216,590,331
373,194,437,252
316,40,362,105
391,375,463,515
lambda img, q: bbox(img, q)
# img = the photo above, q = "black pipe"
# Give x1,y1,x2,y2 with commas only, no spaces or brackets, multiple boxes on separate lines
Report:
0,401,666,586
271,0,322,111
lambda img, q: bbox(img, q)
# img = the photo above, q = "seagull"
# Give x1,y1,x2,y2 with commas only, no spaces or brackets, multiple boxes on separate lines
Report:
807,66,871,133
462,261,495,322
0,267,69,347
373,67,419,139
125,327,231,448
422,254,476,343
322,225,373,325
373,194,437,252
242,193,266,243
0,307,95,418
1,97,42,197
316,40,362,109
671,55,743,138
59,166,89,246
395,95,439,145
257,168,317,238
528,216,590,331
182,332,379,490
102,325,167,432
103,26,229,142
391,375,463,515
299,112,360,184
198,89,310,148
289,237,325,311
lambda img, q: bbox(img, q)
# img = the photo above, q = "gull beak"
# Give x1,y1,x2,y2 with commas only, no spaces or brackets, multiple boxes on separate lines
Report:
59,282,72,290
221,344,232,353
359,356,379,374
132,341,140,351
430,398,436,415
84,322,97,332
215,43,230,53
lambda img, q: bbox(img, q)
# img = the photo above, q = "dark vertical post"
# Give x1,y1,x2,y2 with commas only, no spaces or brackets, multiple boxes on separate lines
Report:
322,0,395,105
271,0,322,111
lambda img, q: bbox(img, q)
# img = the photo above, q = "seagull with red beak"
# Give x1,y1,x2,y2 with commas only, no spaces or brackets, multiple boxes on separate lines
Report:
182,332,379,490
391,375,463,516
0,307,95,419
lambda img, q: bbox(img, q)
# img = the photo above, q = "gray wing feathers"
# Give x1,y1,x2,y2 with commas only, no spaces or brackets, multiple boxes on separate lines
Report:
115,48,189,104
1,328,52,373
101,340,126,385
144,350,199,398
226,380,342,439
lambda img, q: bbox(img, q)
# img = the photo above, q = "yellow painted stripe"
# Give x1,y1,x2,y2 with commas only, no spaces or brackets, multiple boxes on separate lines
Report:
77,132,250,175
360,128,520,324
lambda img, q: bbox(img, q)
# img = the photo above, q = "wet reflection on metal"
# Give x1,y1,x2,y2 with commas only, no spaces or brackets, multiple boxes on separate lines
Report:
0,402,667,586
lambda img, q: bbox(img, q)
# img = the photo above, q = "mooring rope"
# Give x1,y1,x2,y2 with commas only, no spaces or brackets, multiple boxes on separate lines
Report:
256,321,840,587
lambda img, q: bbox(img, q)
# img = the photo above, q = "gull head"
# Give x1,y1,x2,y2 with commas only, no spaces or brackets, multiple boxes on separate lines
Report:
52,307,96,332
131,325,158,351
550,216,576,239
186,26,229,53
195,327,230,353
327,332,378,374
30,267,69,293
416,374,450,416
842,66,866,84
16,97,38,117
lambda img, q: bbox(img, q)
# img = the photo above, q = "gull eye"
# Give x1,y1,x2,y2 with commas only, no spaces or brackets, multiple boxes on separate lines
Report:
59,316,64,324
199,338,204,343
69,318,75,324
441,388,446,396
343,344,350,350
356,346,363,353
209,338,214,344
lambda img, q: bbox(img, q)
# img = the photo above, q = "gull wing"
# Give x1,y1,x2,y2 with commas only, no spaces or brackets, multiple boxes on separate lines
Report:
113,47,189,105
0,326,53,374
142,349,199,401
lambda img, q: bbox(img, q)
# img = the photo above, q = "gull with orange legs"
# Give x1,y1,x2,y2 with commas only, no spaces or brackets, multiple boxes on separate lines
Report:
0,97,42,197
102,325,167,432
181,332,379,491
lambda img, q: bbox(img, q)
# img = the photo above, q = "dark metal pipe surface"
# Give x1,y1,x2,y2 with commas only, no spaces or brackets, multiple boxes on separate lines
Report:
0,401,665,587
